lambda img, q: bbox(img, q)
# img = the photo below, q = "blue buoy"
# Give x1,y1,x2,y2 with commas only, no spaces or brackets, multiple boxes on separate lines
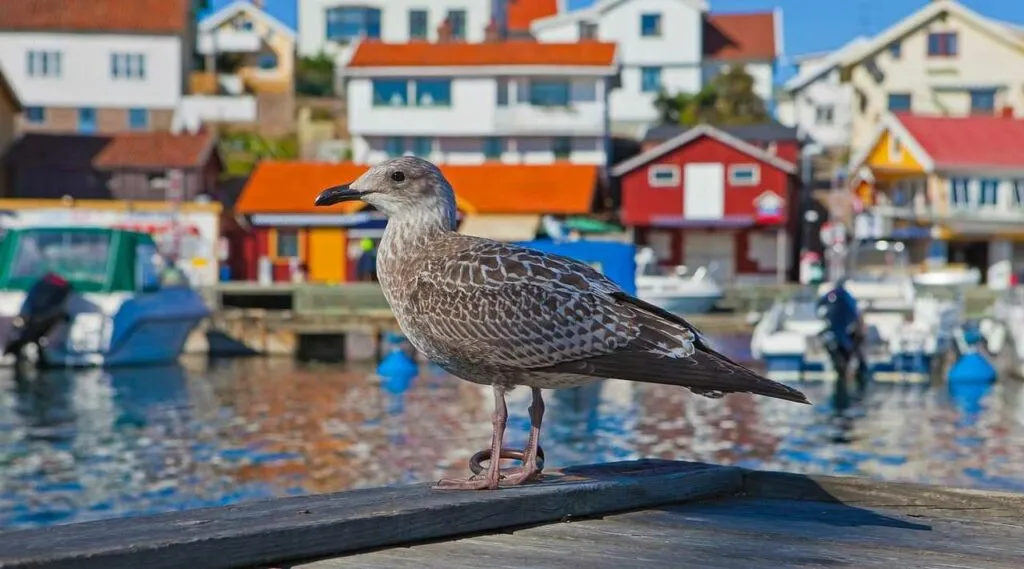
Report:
947,353,997,386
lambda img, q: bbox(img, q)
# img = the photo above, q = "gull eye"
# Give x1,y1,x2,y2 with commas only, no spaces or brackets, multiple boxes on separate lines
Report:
391,171,406,182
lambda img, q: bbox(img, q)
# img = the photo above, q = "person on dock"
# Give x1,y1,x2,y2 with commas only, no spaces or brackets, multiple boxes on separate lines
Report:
313,156,810,491
817,277,867,394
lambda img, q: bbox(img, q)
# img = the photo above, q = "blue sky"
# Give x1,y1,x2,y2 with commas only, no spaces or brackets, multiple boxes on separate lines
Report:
204,0,1024,81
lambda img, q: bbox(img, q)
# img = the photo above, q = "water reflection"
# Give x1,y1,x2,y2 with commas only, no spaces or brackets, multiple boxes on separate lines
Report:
1,339,1023,531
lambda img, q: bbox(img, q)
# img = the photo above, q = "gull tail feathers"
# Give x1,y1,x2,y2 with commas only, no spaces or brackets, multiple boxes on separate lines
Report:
542,350,810,404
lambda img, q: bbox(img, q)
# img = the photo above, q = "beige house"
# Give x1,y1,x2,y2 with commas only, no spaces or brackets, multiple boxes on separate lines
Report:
840,0,1024,149
0,65,22,196
193,0,295,96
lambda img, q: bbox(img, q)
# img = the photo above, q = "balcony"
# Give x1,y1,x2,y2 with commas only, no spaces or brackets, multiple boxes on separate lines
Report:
197,29,261,54
493,104,605,135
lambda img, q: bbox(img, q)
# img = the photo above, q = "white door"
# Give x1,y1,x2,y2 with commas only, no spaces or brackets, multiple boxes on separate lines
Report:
684,231,735,282
683,163,725,220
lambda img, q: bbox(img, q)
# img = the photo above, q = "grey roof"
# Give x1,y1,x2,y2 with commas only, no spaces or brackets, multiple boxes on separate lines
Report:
643,121,799,144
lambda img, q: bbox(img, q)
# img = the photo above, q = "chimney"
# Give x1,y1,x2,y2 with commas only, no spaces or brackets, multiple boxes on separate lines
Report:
250,0,264,8
437,18,452,43
485,19,502,43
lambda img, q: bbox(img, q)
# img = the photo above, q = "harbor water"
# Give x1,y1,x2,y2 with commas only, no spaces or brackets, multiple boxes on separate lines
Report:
2,334,1024,531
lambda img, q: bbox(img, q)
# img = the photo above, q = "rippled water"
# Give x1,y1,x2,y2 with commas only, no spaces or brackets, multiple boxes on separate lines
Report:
2,334,1024,531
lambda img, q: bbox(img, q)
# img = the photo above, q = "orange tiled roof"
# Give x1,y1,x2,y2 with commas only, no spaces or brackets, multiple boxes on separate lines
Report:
0,0,191,34
94,131,217,169
703,12,777,61
507,0,560,32
348,40,617,67
236,162,599,215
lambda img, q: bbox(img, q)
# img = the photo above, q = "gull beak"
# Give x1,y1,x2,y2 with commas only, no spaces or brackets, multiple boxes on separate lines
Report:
314,184,363,206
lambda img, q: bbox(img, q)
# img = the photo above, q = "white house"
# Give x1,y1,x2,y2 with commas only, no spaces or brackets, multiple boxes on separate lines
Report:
340,39,619,165
701,10,783,115
0,0,194,134
531,0,708,136
782,36,869,149
298,0,498,57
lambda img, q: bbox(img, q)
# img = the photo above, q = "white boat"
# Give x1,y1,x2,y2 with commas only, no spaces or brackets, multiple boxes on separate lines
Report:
0,226,210,367
987,287,1024,380
751,239,963,383
634,247,724,314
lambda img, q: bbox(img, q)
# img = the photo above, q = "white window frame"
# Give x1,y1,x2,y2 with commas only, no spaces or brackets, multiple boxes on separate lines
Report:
728,164,760,186
948,177,971,210
1013,180,1024,209
977,178,1000,209
648,164,680,187
814,105,834,125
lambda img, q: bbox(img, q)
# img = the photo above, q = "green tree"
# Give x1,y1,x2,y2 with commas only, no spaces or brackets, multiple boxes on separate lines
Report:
296,52,336,97
654,64,769,127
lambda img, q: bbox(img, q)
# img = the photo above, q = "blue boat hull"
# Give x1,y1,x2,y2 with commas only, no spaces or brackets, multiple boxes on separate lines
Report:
762,352,935,384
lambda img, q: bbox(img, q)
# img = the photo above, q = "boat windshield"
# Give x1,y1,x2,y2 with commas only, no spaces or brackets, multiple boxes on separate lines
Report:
847,239,909,282
10,229,112,285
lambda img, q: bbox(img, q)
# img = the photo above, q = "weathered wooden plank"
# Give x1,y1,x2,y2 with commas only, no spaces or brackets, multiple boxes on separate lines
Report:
304,495,1024,569
0,460,741,569
743,469,1024,515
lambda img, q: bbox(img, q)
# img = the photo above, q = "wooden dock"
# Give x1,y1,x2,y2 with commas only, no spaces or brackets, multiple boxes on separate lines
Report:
1,460,1021,569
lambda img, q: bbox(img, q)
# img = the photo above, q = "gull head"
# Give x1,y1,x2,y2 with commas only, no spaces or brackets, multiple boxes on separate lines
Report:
314,157,456,225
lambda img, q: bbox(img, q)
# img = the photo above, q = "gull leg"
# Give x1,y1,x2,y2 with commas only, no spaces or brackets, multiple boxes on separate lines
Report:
505,387,545,486
434,385,507,490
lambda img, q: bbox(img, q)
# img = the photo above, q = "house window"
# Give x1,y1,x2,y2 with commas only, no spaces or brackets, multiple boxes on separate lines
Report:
128,108,148,130
415,79,452,106
496,78,509,106
1013,180,1024,208
483,137,503,159
979,179,999,207
24,106,45,124
552,137,572,159
411,137,432,157
579,21,598,39
78,108,97,133
447,9,467,40
948,178,971,209
409,9,428,40
529,80,570,106
27,50,61,77
325,7,381,42
815,105,834,125
257,54,278,70
275,230,300,258
111,53,146,79
648,165,680,187
384,137,405,157
927,32,958,57
729,164,760,186
888,136,903,161
640,66,662,93
887,93,912,112
373,79,409,106
969,89,996,115
640,13,661,37
888,41,901,59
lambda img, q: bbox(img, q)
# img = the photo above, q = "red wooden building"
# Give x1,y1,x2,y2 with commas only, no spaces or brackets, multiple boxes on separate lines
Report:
610,124,798,283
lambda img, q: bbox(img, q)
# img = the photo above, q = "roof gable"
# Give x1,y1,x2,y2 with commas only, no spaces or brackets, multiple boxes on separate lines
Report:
703,11,780,61
0,0,191,35
784,36,869,93
237,162,598,215
199,0,295,40
840,0,1024,69
847,113,935,173
611,124,797,177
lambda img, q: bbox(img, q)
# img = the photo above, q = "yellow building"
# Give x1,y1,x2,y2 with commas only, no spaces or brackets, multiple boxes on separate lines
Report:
848,112,1024,285
839,0,1024,150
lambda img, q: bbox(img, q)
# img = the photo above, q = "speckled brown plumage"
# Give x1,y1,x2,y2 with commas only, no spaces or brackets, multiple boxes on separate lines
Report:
315,156,810,490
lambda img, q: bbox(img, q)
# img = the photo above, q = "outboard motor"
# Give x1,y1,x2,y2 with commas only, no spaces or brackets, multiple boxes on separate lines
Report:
816,278,867,390
3,272,73,364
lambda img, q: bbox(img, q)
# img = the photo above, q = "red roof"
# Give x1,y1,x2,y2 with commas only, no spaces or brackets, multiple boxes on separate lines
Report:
703,12,777,61
348,40,616,67
507,0,560,32
0,0,190,34
93,131,217,170
895,113,1024,170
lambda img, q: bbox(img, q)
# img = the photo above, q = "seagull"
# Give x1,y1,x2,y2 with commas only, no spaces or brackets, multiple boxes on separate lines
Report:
314,157,810,490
